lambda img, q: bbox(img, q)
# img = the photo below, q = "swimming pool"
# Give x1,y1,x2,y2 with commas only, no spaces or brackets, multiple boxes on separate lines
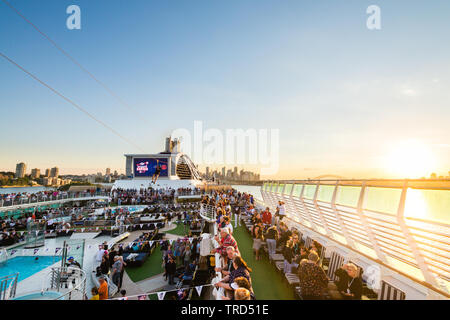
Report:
12,291,64,300
0,256,61,282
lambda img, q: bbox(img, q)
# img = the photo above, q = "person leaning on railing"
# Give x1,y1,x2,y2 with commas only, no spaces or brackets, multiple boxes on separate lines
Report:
215,256,252,299
215,246,237,277
212,228,238,257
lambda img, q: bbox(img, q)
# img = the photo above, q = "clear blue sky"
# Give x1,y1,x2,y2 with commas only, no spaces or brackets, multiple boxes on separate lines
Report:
1,0,449,179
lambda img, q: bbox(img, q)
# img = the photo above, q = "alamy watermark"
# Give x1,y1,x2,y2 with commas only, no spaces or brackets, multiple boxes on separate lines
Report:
66,5,81,30
367,5,381,30
65,5,381,31
170,121,280,176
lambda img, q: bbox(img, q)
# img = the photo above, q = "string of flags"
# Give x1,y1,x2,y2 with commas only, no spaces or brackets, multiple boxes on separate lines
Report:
110,283,214,300
5,244,83,257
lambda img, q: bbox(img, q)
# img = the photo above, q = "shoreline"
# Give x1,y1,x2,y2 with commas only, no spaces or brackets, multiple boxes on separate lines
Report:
0,185,45,189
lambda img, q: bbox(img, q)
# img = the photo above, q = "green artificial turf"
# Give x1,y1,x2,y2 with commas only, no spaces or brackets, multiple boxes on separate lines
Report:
126,223,190,283
165,222,190,236
232,223,296,300
127,221,295,300
125,247,164,282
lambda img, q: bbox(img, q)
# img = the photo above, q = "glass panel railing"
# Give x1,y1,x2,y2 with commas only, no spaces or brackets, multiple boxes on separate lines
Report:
336,186,361,207
364,187,402,215
284,184,293,195
317,185,335,202
405,188,450,224
292,184,303,197
270,183,278,192
303,184,317,200
278,184,285,194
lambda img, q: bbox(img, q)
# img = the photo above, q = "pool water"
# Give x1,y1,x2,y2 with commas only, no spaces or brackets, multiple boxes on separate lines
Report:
0,256,61,282
12,291,63,300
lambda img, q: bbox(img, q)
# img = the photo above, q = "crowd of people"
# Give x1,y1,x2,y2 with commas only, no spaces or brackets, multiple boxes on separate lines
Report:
201,189,363,300
247,200,363,300
161,237,201,287
0,188,109,207
92,241,128,300
0,190,68,206
111,188,176,205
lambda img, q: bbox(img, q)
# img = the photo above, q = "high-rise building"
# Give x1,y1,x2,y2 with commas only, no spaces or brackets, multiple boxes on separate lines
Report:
15,162,26,178
114,170,118,177
234,166,238,177
106,168,111,176
31,168,41,179
50,167,59,178
45,169,50,177
206,167,210,177
221,167,226,178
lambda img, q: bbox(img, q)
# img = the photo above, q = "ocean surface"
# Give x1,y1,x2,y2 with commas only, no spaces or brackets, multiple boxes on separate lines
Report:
231,185,263,201
0,186,55,195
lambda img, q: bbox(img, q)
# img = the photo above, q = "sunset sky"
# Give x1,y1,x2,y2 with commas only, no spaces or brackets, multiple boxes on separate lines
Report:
1,0,449,179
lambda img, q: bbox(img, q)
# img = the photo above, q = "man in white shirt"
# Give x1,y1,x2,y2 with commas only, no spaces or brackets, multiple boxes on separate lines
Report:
276,201,286,222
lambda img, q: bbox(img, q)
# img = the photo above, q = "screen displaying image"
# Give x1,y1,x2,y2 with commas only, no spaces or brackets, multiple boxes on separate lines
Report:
133,158,168,177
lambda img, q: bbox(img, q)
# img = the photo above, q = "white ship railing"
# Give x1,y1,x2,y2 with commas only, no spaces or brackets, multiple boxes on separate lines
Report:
261,179,450,298
0,273,18,300
199,204,217,223
0,191,110,210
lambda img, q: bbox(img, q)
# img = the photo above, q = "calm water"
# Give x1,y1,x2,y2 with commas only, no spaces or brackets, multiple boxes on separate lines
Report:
231,185,263,201
0,186,54,195
0,256,61,282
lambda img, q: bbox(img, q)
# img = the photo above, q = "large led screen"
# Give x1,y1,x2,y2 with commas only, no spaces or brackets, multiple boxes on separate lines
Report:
133,158,168,177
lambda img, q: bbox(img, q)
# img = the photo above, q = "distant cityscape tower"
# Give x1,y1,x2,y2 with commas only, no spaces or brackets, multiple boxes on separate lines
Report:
31,168,41,179
50,167,59,178
15,162,26,178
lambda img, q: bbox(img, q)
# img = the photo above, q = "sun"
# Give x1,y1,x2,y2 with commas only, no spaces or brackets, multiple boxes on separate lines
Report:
383,140,436,178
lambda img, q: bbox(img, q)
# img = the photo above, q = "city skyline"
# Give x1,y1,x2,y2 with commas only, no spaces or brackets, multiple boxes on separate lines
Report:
1,1,450,179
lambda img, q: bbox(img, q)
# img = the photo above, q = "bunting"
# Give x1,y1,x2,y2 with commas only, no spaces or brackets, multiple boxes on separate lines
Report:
156,291,166,300
108,284,212,300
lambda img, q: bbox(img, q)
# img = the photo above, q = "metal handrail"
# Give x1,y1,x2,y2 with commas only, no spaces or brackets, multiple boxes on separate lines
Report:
0,191,110,208
45,266,87,300
0,273,18,300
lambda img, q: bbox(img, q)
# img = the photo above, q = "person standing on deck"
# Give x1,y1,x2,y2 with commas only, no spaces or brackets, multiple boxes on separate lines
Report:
98,276,108,300
152,159,162,184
